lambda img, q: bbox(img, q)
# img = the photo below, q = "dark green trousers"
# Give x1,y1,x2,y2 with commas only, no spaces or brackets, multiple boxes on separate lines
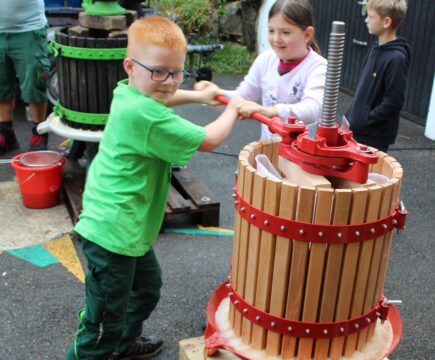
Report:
65,234,162,360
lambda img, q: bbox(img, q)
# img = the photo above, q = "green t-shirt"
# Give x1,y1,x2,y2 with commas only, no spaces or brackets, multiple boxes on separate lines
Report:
74,80,205,256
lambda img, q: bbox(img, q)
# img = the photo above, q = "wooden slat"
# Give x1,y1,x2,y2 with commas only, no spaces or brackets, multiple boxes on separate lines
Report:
62,158,86,224
95,38,110,113
167,184,192,212
278,156,331,188
367,178,401,340
296,188,334,359
86,37,99,115
313,189,352,359
265,181,298,356
356,183,393,350
329,188,369,359
232,164,256,336
172,168,219,209
241,172,267,344
280,186,316,359
343,185,383,356
229,152,249,326
76,36,88,117
251,178,282,349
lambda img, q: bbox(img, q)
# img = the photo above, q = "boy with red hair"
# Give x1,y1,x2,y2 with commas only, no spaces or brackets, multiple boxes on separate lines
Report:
65,16,241,360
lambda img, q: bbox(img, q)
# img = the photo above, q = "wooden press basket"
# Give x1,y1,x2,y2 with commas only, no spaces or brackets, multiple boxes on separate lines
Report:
225,138,403,359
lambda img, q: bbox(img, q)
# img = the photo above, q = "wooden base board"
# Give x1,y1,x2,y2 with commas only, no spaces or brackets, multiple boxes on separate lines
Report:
62,159,220,227
179,336,239,360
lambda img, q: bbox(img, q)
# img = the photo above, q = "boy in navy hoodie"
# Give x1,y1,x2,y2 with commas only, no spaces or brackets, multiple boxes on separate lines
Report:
346,0,410,152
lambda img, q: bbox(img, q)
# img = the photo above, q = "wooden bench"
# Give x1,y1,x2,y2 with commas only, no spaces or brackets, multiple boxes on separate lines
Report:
62,158,220,227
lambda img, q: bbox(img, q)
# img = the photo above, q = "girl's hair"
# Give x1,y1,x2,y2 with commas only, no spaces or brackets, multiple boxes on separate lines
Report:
269,0,321,55
127,16,187,56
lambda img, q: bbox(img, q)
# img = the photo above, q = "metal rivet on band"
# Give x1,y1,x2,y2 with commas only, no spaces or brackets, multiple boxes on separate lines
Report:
354,324,359,329
250,214,256,219
271,322,276,327
229,292,233,297
382,224,388,230
226,283,230,288
318,231,324,237
323,329,328,335
370,228,376,233
264,220,269,225
366,318,371,323
355,231,360,236
234,300,239,305
241,207,246,212
392,219,398,225
299,229,304,235
288,326,292,332
243,309,248,314
340,327,345,333
280,226,286,231
337,232,343,238
305,329,311,334
255,316,261,321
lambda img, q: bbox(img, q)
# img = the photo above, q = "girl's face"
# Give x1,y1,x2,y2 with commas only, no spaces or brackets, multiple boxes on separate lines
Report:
124,43,186,104
268,13,313,61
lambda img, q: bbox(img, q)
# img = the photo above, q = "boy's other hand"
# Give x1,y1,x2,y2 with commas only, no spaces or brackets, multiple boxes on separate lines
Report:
236,100,266,119
194,81,221,105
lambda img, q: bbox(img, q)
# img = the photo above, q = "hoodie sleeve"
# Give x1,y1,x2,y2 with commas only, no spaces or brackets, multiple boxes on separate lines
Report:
367,53,409,127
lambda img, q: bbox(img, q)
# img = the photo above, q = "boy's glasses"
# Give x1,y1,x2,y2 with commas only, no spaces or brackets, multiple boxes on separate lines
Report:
130,59,189,84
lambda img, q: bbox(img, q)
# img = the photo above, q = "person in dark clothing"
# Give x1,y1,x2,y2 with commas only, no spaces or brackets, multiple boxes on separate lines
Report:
346,0,410,152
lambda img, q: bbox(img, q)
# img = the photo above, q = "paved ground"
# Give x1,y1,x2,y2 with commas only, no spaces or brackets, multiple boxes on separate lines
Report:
0,75,434,359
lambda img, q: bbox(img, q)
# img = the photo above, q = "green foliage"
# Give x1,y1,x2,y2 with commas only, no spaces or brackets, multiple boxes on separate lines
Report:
149,0,211,33
205,42,254,75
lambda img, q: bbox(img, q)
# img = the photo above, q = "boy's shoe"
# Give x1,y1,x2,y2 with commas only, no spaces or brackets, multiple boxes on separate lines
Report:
0,123,20,155
28,125,48,151
109,335,164,360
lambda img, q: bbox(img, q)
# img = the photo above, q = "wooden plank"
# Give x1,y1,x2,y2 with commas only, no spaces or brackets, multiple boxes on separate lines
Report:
56,31,67,110
62,158,86,225
367,179,401,340
232,164,255,337
167,184,192,212
329,188,369,359
179,336,239,360
278,156,331,188
95,38,110,113
296,188,334,359
265,181,298,356
251,178,281,349
313,189,352,359
280,186,316,359
229,154,247,327
76,36,88,118
106,38,120,106
172,168,219,209
68,35,79,113
342,186,383,356
241,172,267,344
86,37,99,115
356,183,393,351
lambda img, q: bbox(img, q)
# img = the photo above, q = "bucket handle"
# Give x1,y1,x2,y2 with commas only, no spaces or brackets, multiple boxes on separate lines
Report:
18,172,36,186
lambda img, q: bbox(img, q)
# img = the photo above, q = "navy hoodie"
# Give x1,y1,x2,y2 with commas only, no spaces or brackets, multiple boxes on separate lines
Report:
346,37,411,148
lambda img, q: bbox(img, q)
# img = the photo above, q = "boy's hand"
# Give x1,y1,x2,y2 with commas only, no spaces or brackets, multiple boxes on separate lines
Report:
194,81,221,105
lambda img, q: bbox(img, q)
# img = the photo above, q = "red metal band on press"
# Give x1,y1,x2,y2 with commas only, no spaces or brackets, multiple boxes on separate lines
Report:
234,190,407,243
226,279,390,339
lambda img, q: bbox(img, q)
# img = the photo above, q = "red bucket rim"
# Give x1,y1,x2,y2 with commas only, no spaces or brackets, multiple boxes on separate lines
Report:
11,151,64,170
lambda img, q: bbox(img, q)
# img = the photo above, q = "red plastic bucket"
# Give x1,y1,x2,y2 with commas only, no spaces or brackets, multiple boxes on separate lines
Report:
11,152,64,209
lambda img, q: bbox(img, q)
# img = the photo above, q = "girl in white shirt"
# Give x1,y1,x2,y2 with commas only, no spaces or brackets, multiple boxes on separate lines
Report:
223,0,327,139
